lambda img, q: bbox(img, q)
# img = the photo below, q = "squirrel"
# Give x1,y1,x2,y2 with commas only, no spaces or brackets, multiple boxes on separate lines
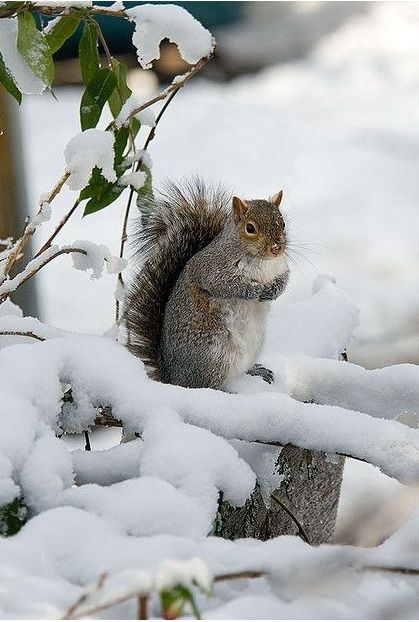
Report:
124,179,289,390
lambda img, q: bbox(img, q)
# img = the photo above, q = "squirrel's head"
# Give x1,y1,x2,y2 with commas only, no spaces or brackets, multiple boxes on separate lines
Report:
232,191,286,259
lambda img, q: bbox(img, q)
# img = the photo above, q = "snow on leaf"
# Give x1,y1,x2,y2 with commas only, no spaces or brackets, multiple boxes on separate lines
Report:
126,3,215,69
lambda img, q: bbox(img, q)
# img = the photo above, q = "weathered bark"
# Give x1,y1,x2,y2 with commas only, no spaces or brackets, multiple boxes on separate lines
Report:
215,445,345,544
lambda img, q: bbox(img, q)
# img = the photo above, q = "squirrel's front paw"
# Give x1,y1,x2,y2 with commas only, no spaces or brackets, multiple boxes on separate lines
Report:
247,363,275,384
259,271,289,301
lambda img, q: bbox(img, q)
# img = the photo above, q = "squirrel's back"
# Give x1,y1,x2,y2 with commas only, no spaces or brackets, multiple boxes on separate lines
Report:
124,179,230,379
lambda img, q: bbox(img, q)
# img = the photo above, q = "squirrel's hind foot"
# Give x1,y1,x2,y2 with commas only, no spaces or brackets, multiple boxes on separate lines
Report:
247,363,275,384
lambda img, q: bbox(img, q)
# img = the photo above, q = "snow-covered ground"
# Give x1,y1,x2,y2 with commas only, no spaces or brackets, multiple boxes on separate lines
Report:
0,2,418,618
14,1,417,543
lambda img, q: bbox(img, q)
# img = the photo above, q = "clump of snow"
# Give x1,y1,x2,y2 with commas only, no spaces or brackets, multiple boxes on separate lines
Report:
126,3,215,69
64,130,116,191
124,149,153,169
70,240,126,279
119,171,147,191
114,94,156,128
155,558,212,592
0,299,22,318
31,202,51,227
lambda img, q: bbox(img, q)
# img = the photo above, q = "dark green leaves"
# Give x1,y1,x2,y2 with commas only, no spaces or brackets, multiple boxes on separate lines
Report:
79,21,99,86
80,126,130,216
17,11,54,87
80,166,125,216
0,497,27,536
45,15,80,55
0,50,21,103
80,68,117,130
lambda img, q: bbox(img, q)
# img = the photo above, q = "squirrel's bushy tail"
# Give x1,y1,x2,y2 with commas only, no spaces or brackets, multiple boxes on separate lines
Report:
124,178,230,379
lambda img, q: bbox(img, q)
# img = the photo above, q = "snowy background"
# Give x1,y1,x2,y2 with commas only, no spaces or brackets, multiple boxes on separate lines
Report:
1,2,418,618
14,0,418,541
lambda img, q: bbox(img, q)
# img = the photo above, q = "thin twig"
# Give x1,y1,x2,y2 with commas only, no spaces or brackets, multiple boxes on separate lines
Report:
1,172,70,281
0,247,87,304
214,571,265,582
63,572,108,620
35,200,80,258
364,565,419,576
0,330,45,341
271,493,311,544
115,88,181,322
108,56,211,132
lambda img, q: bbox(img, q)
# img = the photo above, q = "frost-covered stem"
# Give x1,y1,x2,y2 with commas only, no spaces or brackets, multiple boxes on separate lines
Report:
0,330,45,341
35,200,80,258
1,171,70,282
115,88,180,322
0,246,87,304
63,572,108,620
137,594,148,620
62,562,419,621
107,56,212,132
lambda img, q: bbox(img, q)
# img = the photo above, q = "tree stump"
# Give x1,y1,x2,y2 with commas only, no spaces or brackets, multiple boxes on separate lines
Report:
215,445,345,544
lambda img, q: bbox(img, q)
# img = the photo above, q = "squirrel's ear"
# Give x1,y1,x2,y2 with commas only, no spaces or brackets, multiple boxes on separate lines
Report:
271,190,283,207
232,196,247,223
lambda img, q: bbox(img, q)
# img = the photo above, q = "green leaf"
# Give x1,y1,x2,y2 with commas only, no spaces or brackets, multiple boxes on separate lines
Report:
0,497,27,536
80,167,124,216
108,59,131,118
80,68,117,130
0,49,22,103
45,15,80,55
79,21,100,86
114,125,130,167
17,11,54,87
160,584,201,620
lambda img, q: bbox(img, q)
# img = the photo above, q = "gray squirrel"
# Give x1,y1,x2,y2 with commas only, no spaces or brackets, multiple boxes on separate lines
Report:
124,179,289,389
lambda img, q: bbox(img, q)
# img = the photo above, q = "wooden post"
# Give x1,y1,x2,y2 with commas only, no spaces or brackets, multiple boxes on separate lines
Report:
0,90,38,316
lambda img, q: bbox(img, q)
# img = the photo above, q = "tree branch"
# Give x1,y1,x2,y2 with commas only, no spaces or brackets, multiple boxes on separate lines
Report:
0,330,45,341
0,246,87,304
1,172,70,282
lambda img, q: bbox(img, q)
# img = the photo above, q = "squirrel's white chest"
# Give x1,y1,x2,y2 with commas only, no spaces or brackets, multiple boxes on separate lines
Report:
237,254,288,284
222,299,269,387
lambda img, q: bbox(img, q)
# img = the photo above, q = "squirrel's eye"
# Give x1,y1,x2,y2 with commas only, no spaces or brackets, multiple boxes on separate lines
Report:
246,223,256,234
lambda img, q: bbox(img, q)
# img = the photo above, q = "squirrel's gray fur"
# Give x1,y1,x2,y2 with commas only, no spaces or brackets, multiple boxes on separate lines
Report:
124,178,289,389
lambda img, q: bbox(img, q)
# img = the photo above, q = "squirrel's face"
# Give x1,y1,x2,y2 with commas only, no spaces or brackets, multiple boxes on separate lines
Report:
232,191,286,259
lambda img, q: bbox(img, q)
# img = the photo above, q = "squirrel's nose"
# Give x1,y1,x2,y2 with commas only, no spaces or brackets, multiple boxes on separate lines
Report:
271,243,281,255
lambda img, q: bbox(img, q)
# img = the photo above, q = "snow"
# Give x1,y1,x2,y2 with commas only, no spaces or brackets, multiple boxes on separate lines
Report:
0,19,45,94
119,170,147,191
70,239,126,279
1,3,419,619
64,129,116,190
114,94,156,128
127,3,215,69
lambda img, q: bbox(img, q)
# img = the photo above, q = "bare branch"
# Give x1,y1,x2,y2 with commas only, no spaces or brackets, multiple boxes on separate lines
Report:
0,330,45,342
35,200,80,259
0,246,87,304
1,172,70,282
